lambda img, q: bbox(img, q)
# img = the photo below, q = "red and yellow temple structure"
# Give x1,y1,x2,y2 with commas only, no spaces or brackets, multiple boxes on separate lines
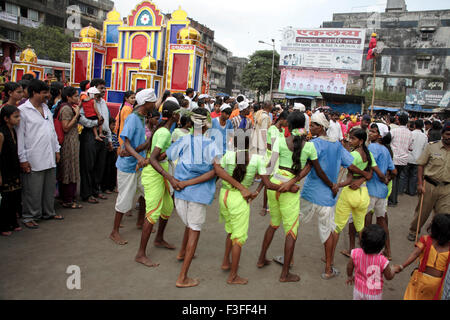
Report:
10,45,44,81
70,1,209,106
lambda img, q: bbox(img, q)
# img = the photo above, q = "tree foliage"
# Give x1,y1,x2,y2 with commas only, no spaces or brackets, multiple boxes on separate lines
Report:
18,25,75,62
241,50,280,99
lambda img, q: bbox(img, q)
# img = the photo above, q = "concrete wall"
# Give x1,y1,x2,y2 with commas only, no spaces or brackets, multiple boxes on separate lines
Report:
323,9,450,101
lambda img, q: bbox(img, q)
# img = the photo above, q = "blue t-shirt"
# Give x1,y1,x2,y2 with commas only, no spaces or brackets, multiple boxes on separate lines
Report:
209,117,234,155
301,137,354,207
367,143,395,199
115,112,146,173
167,134,219,205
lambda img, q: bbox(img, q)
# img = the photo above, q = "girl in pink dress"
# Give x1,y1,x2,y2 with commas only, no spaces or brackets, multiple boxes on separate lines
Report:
346,224,396,300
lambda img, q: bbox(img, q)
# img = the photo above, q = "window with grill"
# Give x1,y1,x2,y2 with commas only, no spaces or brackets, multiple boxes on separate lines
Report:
417,60,430,70
6,29,20,41
79,4,87,14
421,32,432,41
6,2,19,16
28,9,39,21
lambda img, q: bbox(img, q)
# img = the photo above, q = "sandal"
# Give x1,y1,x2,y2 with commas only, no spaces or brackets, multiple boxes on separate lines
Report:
54,215,64,220
1,231,12,236
62,203,83,209
85,197,99,204
273,255,294,267
321,267,340,280
24,221,39,229
95,194,108,200
104,190,113,194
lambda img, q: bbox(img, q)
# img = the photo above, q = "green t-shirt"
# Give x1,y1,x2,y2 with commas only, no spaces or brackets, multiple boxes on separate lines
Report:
171,128,190,143
221,152,267,189
150,127,172,154
350,150,377,176
267,125,283,145
272,136,318,169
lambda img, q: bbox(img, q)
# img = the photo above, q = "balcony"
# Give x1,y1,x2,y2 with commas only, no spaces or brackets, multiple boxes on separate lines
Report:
0,11,18,24
19,16,41,28
213,53,228,64
211,65,226,76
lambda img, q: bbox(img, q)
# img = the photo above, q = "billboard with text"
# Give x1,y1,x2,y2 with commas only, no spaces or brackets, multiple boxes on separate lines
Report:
279,68,348,97
280,28,366,76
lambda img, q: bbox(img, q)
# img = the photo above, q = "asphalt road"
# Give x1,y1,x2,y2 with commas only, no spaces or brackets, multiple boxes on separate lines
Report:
0,184,424,300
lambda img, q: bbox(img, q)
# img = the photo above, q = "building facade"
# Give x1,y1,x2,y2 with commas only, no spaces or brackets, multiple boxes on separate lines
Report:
0,0,114,42
226,55,248,96
181,17,214,93
210,41,228,95
322,0,450,109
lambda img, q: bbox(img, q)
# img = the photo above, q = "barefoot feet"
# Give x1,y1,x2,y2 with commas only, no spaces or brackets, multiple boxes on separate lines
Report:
279,272,300,282
176,277,199,288
227,275,248,285
109,232,128,245
257,258,272,268
221,262,231,271
176,253,197,261
154,240,176,250
135,255,160,267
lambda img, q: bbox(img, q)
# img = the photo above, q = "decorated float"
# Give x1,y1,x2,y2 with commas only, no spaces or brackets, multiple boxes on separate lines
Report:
10,1,210,115
70,1,210,111
10,45,71,83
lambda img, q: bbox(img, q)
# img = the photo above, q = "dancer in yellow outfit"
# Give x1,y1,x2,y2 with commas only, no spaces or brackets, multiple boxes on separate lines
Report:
134,100,181,267
334,128,377,234
219,135,267,285
330,128,377,264
393,214,450,300
259,110,289,217
257,112,335,282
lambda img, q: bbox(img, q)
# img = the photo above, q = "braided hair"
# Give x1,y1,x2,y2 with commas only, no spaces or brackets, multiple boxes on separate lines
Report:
232,135,250,183
351,128,372,171
287,111,306,175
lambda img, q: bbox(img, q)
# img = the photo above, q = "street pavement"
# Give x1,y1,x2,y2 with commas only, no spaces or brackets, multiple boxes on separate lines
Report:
0,184,423,300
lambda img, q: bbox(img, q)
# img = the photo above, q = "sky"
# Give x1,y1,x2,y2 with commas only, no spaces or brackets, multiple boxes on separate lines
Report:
114,0,449,58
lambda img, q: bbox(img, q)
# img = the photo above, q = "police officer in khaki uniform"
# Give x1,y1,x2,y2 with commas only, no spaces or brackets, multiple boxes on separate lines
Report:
407,122,450,241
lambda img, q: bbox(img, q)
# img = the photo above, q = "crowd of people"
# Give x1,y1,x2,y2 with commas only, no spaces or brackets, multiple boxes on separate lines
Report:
0,75,449,300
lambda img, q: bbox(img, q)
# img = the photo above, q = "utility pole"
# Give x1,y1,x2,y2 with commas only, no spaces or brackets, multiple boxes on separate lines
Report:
259,39,276,101
371,58,376,117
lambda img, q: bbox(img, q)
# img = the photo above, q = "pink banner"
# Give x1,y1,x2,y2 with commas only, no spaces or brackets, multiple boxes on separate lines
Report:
279,68,348,95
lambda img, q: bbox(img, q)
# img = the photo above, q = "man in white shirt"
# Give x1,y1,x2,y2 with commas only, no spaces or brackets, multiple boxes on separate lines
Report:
327,111,343,142
79,78,112,204
403,120,428,196
17,79,63,228
199,94,212,112
184,88,195,110
251,101,272,154
388,112,413,206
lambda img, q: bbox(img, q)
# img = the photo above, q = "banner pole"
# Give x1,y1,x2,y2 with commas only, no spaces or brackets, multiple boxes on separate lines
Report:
371,58,376,117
